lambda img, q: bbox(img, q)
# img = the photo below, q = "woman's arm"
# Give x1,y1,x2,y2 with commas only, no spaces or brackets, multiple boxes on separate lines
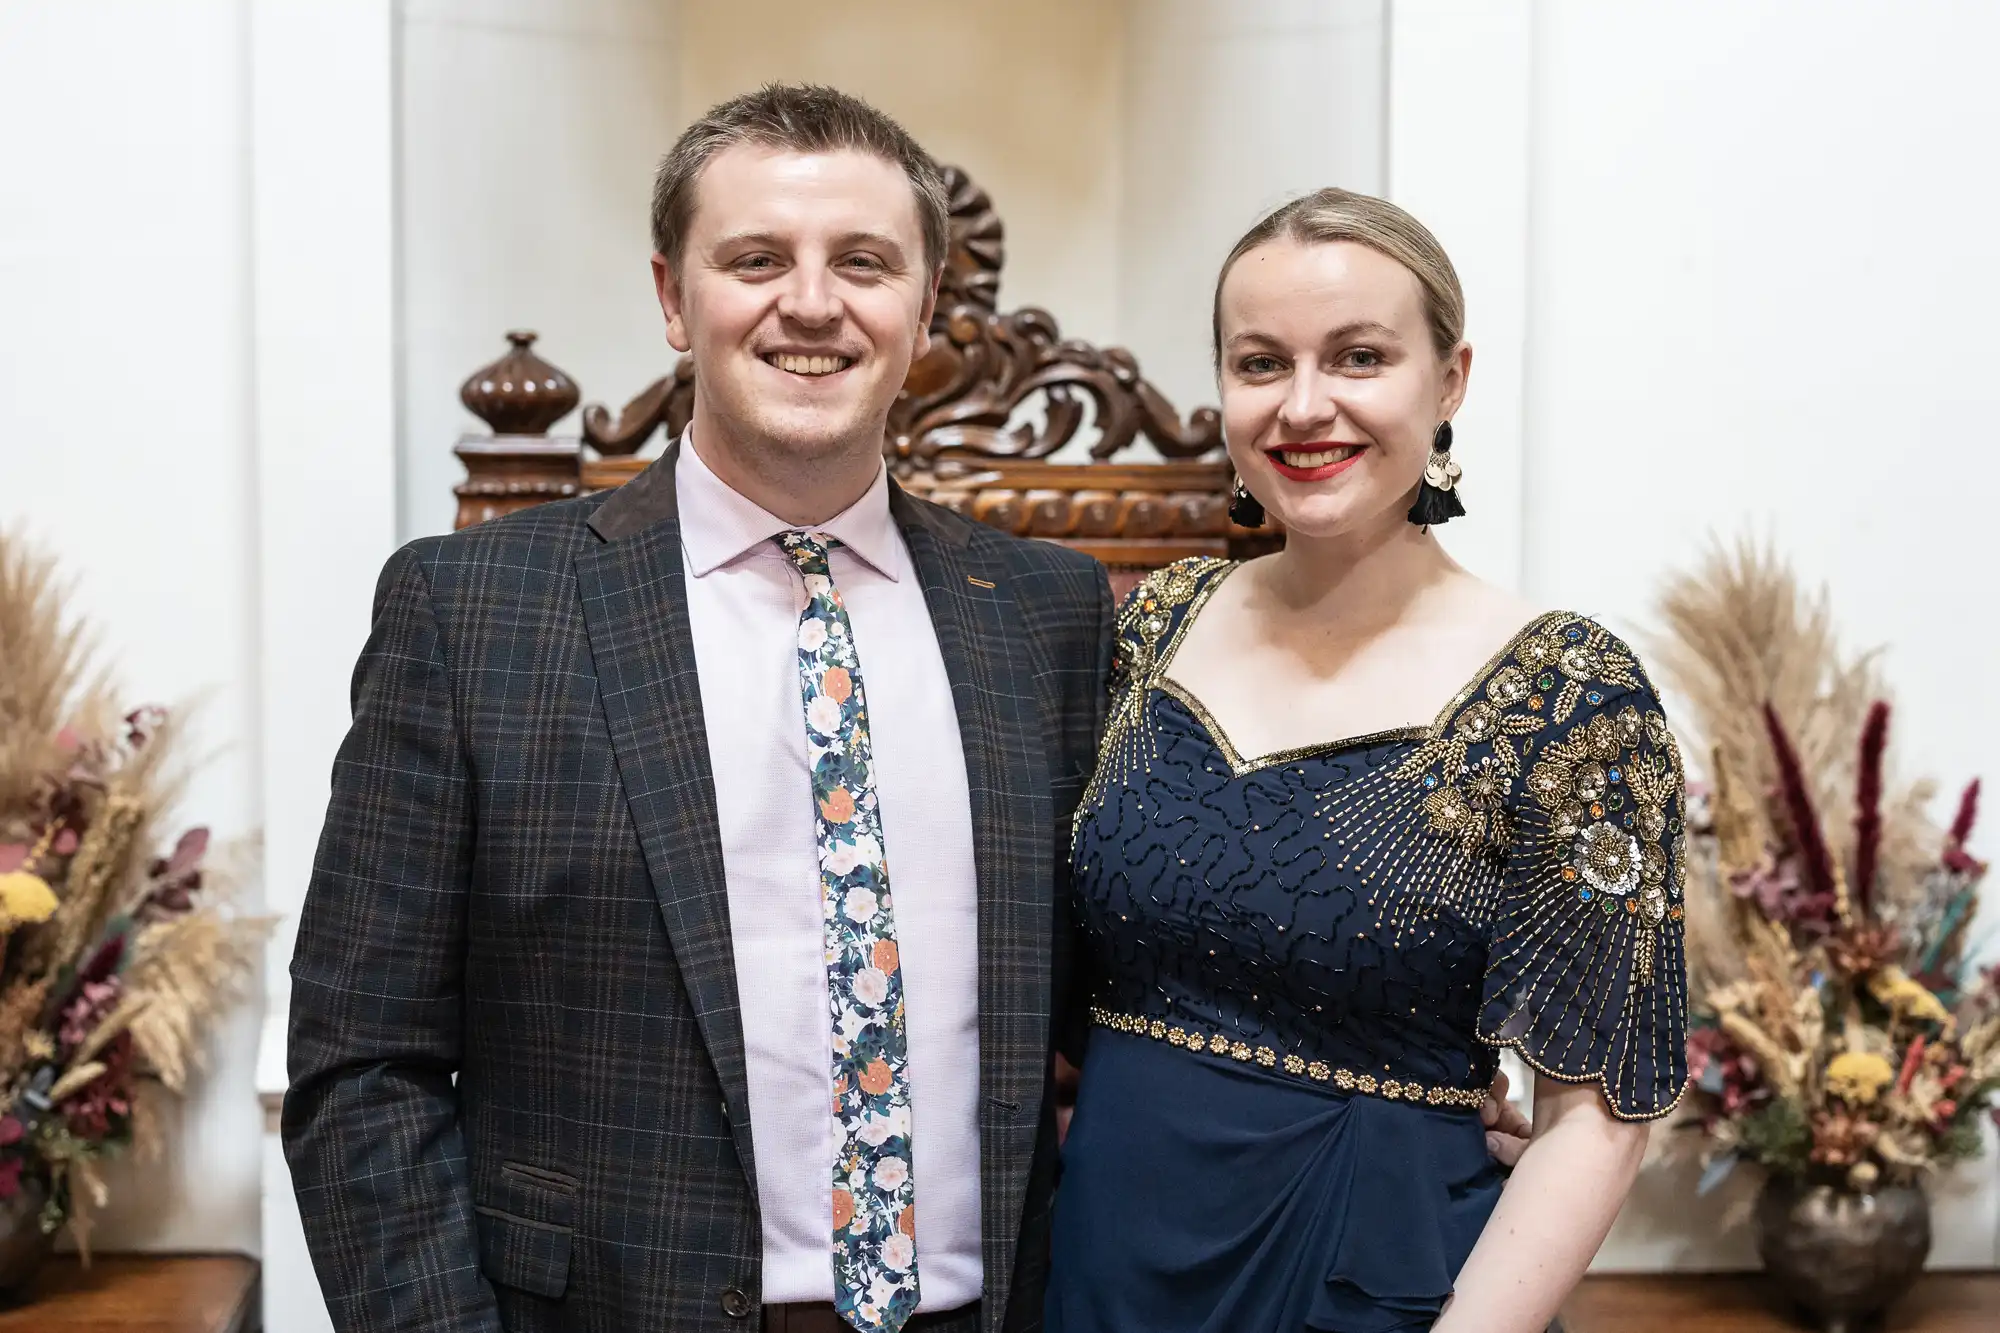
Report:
1431,1074,1649,1333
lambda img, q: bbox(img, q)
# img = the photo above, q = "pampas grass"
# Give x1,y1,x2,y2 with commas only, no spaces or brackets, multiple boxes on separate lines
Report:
0,527,271,1253
125,842,265,1095
0,533,104,815
1650,537,1946,940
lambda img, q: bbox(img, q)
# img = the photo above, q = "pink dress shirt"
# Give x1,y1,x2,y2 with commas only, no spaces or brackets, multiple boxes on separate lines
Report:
676,437,982,1312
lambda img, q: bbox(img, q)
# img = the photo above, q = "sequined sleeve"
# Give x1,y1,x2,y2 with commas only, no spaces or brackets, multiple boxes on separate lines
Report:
1476,621,1691,1121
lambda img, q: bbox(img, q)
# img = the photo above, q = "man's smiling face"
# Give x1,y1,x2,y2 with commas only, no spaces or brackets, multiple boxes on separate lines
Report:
657,143,937,478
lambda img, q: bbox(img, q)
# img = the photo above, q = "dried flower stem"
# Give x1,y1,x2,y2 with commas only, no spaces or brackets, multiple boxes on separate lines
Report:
0,976,51,1086
46,1060,108,1105
29,795,142,977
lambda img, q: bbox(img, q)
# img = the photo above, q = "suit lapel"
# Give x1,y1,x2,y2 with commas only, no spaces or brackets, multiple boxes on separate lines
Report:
576,448,759,1196
892,489,1051,1331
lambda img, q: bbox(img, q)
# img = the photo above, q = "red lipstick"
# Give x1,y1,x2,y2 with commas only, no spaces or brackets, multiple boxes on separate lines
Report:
1263,442,1366,483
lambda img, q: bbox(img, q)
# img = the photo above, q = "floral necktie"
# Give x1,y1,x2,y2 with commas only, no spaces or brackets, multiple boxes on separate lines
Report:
777,531,920,1333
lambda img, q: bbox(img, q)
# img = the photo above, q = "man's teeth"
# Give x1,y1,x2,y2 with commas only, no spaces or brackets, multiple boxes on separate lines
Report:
1276,446,1360,467
768,353,852,376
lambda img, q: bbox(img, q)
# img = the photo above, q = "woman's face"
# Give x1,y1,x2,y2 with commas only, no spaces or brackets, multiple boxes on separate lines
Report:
1217,238,1469,539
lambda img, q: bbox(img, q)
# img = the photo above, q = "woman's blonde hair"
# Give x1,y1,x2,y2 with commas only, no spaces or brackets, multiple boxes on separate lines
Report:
1211,188,1465,366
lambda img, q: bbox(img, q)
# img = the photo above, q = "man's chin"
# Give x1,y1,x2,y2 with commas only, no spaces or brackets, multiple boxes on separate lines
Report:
750,407,886,462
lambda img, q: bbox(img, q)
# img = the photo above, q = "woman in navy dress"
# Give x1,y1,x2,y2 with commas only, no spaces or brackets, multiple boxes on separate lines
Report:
1045,190,1689,1333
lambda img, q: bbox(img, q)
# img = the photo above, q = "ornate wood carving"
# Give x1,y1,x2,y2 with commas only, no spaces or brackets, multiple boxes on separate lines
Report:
936,165,1004,314
456,166,1274,573
580,359,691,457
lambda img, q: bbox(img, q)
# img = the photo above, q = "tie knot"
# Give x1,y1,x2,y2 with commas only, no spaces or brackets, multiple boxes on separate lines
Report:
776,530,836,576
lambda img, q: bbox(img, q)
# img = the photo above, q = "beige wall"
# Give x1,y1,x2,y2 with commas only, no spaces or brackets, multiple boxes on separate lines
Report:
1119,0,1389,427
679,0,1127,350
398,0,683,539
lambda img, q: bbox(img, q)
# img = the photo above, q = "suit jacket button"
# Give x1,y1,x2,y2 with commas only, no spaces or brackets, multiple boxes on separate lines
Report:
720,1287,753,1319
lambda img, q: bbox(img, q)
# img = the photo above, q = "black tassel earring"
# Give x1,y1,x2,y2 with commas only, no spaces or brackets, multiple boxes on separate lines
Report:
1407,420,1466,527
1228,476,1266,529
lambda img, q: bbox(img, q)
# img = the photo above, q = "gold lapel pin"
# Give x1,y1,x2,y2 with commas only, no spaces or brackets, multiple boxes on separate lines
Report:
966,576,996,589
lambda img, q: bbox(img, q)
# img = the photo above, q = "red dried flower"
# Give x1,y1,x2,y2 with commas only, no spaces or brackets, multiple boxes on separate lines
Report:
1853,702,1889,918
139,826,209,920
1943,779,1985,875
1948,778,1981,847
1765,705,1840,910
1731,853,1838,935
1687,1028,1768,1121
61,1029,136,1143
1826,921,1904,979
59,977,122,1054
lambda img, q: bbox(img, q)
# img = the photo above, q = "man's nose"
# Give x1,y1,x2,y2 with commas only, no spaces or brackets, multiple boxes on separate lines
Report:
778,265,842,328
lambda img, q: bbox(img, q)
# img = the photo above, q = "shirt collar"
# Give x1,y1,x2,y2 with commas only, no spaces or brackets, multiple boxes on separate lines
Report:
674,428,902,582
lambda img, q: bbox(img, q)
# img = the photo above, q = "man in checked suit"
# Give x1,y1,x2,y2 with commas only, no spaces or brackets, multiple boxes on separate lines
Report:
284,85,1106,1333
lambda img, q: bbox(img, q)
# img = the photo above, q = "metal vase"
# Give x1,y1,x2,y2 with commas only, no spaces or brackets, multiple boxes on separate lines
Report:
0,1173,54,1307
1754,1175,1931,1333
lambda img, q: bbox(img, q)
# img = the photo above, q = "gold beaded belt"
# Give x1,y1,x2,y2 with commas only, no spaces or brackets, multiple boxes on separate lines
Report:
1089,1007,1487,1111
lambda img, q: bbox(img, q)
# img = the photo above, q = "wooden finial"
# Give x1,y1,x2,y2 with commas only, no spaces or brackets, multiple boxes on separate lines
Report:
460,330,580,436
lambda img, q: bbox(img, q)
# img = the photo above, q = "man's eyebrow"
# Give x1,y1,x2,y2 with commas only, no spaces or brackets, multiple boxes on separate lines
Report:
829,230,907,256
707,229,786,253
706,229,910,258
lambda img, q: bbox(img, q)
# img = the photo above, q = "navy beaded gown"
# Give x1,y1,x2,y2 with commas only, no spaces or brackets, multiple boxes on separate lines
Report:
1046,559,1691,1333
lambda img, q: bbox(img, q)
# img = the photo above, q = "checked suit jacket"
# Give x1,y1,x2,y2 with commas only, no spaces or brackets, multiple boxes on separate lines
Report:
284,446,1114,1333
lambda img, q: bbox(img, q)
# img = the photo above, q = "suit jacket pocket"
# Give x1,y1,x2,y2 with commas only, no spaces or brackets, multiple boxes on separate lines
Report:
475,1161,577,1298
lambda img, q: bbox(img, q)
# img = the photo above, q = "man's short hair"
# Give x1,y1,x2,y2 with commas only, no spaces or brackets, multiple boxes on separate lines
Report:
651,83,950,284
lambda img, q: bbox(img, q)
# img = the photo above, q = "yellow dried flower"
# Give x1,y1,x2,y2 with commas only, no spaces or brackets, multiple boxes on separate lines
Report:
1866,968,1953,1029
24,1031,55,1062
0,871,59,925
1826,1051,1896,1104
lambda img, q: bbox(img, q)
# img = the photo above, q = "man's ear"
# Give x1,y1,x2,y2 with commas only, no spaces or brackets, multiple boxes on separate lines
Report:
912,265,942,362
653,252,691,353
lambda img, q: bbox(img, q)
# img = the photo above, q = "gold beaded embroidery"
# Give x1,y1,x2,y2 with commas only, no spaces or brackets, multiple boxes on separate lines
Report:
1077,557,1232,826
1393,612,1687,988
1089,1008,1486,1111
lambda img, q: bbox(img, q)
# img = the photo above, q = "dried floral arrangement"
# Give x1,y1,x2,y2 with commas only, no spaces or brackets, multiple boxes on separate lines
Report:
0,530,269,1256
1653,540,1998,1196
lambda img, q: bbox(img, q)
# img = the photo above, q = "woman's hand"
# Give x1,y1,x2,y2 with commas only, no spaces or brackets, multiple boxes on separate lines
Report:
1054,1053,1081,1144
1480,1067,1533,1167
